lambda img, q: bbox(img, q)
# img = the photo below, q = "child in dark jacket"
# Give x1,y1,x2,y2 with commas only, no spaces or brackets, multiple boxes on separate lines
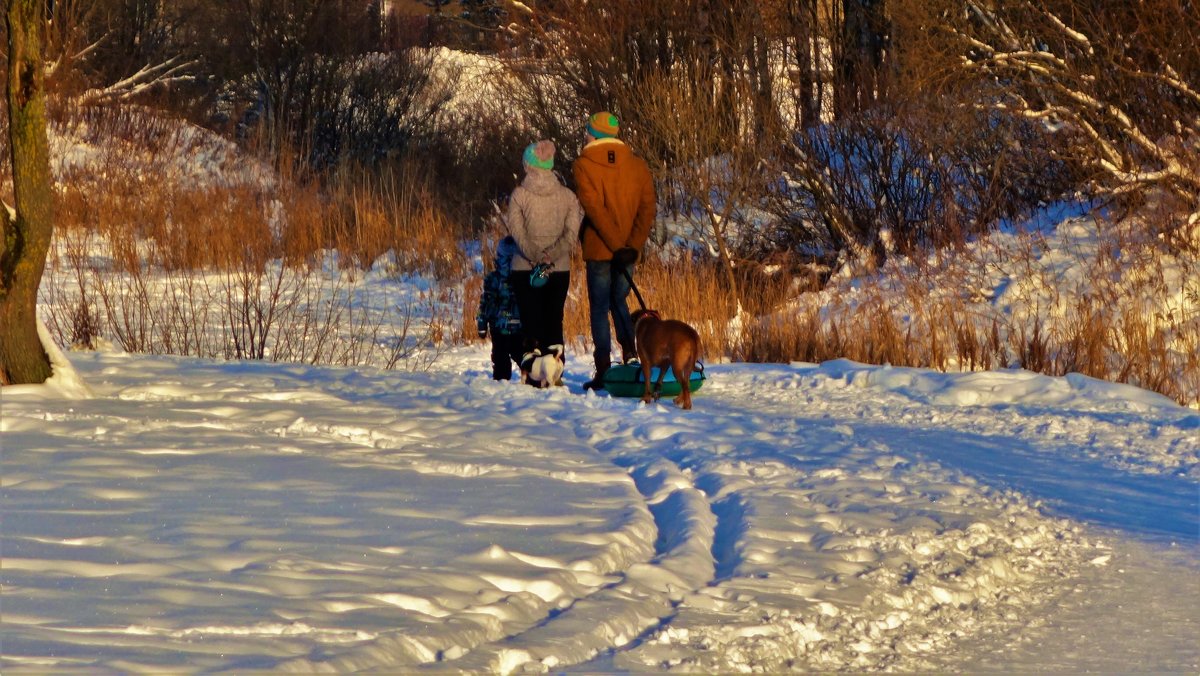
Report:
476,236,524,380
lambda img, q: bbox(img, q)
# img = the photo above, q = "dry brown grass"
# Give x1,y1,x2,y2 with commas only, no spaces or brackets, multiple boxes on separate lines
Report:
322,164,469,280
554,251,797,363
39,112,473,370
51,148,470,277
465,227,797,367
467,206,1197,408
733,213,1199,407
44,102,470,278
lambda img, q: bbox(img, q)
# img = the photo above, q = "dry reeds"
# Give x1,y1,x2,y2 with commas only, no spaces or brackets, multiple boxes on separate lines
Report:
39,111,472,370
732,214,1199,407
553,249,797,364
463,202,1198,407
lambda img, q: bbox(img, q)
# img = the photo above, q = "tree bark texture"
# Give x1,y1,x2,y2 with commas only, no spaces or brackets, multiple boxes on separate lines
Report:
2,0,54,385
837,0,889,117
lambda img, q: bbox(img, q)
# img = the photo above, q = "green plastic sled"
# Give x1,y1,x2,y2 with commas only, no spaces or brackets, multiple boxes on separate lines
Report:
602,360,706,398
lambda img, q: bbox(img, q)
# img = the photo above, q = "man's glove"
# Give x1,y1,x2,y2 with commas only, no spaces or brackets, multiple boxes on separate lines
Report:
613,247,639,266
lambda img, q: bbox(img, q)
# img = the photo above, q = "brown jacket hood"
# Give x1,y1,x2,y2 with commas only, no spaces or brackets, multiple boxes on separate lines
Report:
572,139,656,261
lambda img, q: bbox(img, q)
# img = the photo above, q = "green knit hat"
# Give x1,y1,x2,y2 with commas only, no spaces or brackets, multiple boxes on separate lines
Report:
523,140,555,170
587,112,619,138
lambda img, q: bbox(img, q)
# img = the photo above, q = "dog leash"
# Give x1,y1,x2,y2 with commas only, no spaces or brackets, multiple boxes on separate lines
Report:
582,217,649,310
617,262,649,311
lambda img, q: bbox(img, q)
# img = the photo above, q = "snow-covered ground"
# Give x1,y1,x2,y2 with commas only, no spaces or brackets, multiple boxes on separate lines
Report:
3,334,1197,672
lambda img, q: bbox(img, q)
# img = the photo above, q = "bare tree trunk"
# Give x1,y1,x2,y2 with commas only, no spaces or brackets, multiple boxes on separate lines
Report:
1,0,55,385
751,34,778,139
790,0,820,128
838,0,889,116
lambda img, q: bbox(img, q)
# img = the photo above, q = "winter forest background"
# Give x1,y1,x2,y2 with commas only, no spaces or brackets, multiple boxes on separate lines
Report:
3,1,1199,672
2,0,1198,398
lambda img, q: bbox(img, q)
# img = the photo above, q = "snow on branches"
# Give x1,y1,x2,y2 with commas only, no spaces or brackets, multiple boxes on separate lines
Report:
951,0,1200,206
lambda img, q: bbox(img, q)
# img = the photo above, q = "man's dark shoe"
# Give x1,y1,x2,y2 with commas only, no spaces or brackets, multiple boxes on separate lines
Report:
583,364,609,391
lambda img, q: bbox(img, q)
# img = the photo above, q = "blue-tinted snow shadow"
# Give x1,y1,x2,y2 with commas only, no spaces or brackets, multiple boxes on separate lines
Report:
873,424,1199,543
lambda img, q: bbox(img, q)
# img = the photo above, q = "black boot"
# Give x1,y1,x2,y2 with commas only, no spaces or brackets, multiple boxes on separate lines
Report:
583,360,610,391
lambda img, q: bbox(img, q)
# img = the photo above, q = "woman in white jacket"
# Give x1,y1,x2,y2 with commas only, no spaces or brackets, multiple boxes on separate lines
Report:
506,140,584,365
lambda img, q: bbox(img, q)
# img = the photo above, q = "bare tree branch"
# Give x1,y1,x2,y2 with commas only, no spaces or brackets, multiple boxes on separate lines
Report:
46,36,105,81
77,54,197,106
952,0,1200,205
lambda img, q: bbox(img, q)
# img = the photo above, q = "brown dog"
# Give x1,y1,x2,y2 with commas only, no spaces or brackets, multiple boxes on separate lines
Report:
632,309,701,409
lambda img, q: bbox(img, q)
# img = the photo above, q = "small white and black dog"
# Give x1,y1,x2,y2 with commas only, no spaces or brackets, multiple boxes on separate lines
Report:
520,343,565,388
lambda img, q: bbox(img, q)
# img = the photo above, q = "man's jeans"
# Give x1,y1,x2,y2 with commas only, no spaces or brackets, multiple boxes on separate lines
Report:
585,259,636,368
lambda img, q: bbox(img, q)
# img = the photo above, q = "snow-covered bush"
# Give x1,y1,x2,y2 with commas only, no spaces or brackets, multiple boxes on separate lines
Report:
762,103,1074,272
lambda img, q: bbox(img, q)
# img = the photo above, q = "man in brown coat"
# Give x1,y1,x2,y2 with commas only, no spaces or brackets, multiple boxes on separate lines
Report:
572,111,657,390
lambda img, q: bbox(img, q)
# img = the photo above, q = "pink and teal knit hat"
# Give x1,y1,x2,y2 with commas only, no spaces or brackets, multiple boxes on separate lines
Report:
523,140,555,170
587,112,619,139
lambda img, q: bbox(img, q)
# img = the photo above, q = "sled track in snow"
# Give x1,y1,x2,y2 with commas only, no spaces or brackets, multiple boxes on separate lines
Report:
435,417,726,672
555,372,1100,672
260,376,730,674
406,368,1109,673
272,364,1192,673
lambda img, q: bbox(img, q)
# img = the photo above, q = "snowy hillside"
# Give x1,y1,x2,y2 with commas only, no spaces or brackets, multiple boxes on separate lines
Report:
3,338,1196,672
792,198,1200,409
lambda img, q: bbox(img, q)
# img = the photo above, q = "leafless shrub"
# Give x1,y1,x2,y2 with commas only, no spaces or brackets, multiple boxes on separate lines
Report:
765,98,1075,274
929,0,1200,207
302,48,453,169
43,220,460,371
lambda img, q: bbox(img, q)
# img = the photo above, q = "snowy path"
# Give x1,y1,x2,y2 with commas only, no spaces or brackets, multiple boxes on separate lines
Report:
948,536,1200,672
2,348,1197,672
